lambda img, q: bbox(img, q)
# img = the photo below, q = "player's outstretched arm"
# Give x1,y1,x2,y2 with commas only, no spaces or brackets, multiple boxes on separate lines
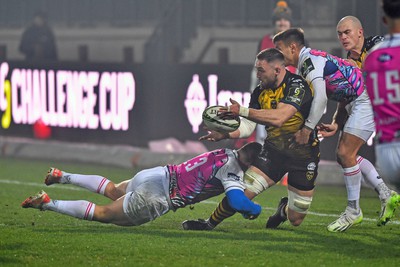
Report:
226,189,261,220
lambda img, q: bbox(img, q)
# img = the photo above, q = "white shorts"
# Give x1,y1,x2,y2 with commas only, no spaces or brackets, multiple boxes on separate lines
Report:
344,90,375,142
376,142,400,187
123,166,172,226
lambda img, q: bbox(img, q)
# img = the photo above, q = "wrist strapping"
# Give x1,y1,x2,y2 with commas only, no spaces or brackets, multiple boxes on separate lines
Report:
239,106,249,117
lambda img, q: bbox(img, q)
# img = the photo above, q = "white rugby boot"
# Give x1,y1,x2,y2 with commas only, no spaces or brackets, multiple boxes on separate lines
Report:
327,207,363,232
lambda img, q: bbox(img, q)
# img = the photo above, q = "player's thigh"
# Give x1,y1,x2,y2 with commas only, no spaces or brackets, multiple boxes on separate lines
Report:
94,197,133,226
123,176,171,226
286,157,318,192
337,131,366,159
114,180,130,193
252,146,286,185
106,180,130,200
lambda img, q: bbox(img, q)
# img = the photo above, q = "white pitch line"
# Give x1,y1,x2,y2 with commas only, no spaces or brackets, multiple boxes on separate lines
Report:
1,179,84,191
2,179,399,224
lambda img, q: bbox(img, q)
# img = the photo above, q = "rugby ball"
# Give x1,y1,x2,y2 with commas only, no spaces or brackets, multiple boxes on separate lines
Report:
202,105,240,133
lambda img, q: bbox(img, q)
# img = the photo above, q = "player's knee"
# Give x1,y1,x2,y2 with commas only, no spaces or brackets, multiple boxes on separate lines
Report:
94,206,116,223
336,148,356,166
288,216,303,227
105,185,125,201
244,169,269,195
336,149,347,164
288,190,312,214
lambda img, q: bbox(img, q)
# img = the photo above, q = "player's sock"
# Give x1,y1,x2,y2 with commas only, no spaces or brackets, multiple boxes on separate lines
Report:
43,200,95,220
63,172,110,195
208,196,236,227
343,164,362,212
357,156,392,200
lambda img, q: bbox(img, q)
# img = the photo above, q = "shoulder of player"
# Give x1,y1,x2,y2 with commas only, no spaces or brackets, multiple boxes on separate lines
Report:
299,55,322,80
285,73,310,91
365,35,385,51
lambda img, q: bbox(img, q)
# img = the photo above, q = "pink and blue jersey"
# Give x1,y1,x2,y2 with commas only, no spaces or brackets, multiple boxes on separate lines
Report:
364,34,400,143
298,48,365,102
167,148,245,209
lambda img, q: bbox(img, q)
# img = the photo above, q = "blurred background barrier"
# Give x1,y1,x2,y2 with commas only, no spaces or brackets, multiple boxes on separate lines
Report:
0,135,346,187
0,60,376,162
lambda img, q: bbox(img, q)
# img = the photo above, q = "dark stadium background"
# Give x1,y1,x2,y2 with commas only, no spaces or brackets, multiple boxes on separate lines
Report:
0,0,382,163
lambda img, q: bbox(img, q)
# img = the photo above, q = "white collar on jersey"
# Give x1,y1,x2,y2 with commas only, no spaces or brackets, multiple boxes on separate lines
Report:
297,46,311,70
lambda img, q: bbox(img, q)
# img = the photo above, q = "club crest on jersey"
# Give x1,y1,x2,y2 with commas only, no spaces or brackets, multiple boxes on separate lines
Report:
301,58,315,77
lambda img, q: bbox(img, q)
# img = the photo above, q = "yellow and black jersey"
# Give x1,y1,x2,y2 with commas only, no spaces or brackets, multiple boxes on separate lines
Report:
249,71,315,152
347,35,384,68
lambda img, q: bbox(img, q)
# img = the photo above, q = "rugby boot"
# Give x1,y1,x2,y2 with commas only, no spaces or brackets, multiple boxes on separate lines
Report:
45,167,63,186
266,197,288,229
327,207,363,232
182,219,215,230
21,190,50,210
378,190,400,226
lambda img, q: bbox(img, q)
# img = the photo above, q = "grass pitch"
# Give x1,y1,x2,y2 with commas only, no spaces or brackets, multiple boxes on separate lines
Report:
1,157,399,266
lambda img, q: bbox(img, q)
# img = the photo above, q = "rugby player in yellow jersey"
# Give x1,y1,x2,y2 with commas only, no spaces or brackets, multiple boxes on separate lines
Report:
183,48,320,230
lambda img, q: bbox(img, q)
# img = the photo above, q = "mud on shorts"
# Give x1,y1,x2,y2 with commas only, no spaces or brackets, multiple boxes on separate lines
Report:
252,142,320,191
123,166,173,226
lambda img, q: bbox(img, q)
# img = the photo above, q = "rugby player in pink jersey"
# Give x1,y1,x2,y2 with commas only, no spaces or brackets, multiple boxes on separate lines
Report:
21,142,262,227
317,15,400,231
273,27,399,232
363,0,400,224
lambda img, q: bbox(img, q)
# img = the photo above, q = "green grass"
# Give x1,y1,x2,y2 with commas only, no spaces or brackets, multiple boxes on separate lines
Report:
1,157,399,267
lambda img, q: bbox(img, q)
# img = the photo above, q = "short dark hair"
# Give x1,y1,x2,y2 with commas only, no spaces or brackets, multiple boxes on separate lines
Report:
273,28,306,47
382,0,400,18
256,48,285,63
237,142,262,166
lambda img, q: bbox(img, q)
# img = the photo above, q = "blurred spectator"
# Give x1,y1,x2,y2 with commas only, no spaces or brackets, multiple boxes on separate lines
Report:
19,11,58,61
249,1,294,144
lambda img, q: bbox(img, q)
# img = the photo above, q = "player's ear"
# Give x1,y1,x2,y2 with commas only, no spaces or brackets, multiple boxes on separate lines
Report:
289,42,297,54
359,28,364,37
382,16,388,25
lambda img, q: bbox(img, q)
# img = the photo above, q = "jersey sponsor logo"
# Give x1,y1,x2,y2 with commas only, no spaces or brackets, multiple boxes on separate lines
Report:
378,53,392,63
301,58,315,77
228,172,241,181
307,162,317,171
286,85,305,106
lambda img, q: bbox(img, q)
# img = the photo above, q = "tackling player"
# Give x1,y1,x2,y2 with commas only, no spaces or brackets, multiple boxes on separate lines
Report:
182,48,319,231
363,0,400,217
21,142,262,226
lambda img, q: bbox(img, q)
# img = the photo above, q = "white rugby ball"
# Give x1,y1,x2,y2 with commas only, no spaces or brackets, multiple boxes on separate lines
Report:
202,105,240,133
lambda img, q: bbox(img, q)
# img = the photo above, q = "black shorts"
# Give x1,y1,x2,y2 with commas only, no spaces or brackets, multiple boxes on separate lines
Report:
252,141,320,191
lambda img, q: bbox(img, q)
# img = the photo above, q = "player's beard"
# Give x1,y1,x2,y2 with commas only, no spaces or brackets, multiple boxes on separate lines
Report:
262,75,278,89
